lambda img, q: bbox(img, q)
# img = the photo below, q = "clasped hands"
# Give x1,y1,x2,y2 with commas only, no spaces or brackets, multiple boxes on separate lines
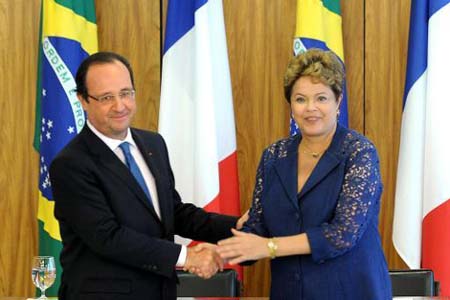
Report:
184,229,269,279
184,210,267,279
184,243,223,279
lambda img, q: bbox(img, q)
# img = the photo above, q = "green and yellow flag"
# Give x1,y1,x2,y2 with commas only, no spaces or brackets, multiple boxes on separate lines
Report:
290,0,348,134
33,0,98,295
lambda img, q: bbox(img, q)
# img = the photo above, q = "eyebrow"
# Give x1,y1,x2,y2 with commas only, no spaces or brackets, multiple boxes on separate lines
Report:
293,92,328,97
97,88,134,95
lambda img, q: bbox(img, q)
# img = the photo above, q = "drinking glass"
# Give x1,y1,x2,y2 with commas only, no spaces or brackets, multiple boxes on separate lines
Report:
31,256,56,299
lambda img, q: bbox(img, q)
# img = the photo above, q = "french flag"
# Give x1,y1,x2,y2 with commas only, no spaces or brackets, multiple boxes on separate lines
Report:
393,0,450,295
159,0,241,258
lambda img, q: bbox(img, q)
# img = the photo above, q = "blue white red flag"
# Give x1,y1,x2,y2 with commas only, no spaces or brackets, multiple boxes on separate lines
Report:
393,0,450,295
159,0,241,268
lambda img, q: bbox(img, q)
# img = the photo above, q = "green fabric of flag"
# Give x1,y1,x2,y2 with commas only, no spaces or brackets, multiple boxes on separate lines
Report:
34,0,98,295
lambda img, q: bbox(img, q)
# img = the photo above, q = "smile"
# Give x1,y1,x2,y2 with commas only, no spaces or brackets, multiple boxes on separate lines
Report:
305,117,321,121
111,114,129,120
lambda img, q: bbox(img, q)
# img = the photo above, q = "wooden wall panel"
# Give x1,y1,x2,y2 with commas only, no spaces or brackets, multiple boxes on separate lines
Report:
0,0,41,296
224,0,365,295
0,0,162,296
95,0,162,131
223,0,297,295
342,0,364,133
365,0,410,269
0,0,414,297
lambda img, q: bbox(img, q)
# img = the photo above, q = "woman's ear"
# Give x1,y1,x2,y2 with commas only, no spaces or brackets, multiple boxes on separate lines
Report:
337,94,343,108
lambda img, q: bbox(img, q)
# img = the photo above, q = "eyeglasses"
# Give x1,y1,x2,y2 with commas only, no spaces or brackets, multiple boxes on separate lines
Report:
87,89,136,104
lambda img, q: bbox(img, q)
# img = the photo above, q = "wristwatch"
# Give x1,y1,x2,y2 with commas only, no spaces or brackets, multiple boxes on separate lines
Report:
267,238,278,259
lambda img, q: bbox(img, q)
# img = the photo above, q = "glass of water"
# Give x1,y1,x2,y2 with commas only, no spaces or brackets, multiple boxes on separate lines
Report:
31,256,56,299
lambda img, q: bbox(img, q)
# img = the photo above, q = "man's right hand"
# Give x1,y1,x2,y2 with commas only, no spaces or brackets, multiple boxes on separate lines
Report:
183,243,223,279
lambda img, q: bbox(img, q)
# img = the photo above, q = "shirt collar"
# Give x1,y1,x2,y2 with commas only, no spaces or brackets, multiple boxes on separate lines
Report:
86,120,137,151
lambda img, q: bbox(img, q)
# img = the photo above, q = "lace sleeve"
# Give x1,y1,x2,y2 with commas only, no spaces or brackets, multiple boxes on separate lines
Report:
306,138,383,262
242,150,270,237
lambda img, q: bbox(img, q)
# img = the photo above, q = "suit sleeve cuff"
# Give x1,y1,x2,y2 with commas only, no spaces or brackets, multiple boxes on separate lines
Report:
176,245,187,267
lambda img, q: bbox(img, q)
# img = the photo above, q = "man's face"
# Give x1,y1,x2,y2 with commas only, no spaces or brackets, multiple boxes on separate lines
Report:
80,61,136,140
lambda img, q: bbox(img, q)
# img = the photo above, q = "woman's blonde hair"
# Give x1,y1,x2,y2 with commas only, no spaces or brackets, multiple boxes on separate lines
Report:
283,48,344,103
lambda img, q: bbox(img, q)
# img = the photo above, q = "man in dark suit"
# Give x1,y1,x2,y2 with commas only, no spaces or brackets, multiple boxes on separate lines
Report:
49,52,244,300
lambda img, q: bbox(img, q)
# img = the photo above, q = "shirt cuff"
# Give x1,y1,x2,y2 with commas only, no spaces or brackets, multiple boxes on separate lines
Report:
176,245,187,267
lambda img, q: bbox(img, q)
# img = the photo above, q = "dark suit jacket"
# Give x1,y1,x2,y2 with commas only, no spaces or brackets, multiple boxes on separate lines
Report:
243,124,392,300
50,126,237,300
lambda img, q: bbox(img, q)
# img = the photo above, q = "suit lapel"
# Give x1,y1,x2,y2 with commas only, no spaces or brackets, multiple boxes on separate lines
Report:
131,130,170,228
81,127,161,222
272,125,346,206
297,152,340,199
298,124,346,199
274,136,300,211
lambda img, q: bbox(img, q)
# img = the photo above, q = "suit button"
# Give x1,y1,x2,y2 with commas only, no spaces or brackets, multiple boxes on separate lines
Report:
152,265,158,271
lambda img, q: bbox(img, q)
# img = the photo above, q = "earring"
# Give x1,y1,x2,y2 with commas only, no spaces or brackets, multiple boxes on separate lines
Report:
337,109,341,117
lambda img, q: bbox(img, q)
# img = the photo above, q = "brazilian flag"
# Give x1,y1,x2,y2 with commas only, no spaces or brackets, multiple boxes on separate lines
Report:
33,0,98,295
290,0,348,135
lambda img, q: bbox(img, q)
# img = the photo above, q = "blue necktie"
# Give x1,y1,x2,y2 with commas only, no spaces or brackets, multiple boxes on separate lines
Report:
119,142,153,206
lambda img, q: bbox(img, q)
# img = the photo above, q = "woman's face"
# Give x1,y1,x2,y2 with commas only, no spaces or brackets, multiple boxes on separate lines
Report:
290,76,341,138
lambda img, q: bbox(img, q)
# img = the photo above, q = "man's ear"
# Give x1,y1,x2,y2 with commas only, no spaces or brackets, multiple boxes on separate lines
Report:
77,93,88,111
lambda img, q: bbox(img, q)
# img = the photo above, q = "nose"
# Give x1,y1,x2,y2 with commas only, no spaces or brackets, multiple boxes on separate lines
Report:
305,99,317,110
111,96,126,111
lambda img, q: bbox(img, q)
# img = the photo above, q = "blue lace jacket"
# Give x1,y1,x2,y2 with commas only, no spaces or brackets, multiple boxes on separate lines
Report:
243,124,392,300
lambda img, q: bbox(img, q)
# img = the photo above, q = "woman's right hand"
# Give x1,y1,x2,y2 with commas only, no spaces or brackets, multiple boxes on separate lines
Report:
217,228,269,264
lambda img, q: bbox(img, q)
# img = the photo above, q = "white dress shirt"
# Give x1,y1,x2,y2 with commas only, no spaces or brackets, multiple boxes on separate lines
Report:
86,121,187,266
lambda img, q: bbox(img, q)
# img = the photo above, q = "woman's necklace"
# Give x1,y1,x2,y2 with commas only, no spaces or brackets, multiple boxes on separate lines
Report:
302,143,323,158
301,137,332,159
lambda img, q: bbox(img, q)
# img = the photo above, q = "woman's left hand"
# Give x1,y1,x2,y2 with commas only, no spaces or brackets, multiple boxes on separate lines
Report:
217,228,269,264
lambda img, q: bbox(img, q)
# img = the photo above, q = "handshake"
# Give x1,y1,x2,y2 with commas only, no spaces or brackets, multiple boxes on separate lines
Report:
183,210,266,279
183,242,225,279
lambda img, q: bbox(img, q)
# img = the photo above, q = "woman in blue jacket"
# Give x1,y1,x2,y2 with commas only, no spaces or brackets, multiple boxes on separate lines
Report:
217,48,392,300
